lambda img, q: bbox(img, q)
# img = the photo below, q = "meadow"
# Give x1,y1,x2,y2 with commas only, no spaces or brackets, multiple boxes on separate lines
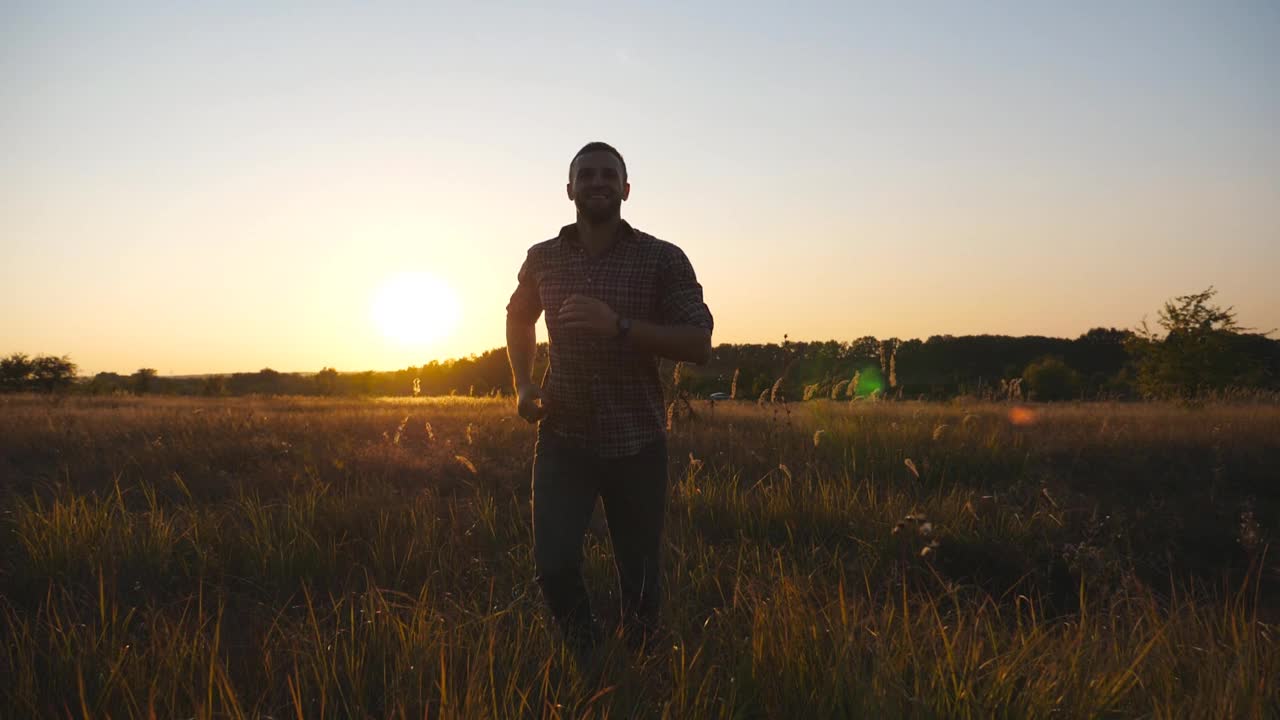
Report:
1,394,1277,718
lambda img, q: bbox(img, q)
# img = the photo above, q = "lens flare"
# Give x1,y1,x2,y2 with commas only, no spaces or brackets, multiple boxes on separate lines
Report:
852,366,884,397
1009,406,1038,426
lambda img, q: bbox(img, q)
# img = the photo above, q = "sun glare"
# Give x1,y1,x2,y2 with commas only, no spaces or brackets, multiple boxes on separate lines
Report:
371,272,461,347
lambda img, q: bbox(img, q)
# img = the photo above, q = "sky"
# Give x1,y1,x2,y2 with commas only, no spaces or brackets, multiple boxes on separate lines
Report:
3,1,1278,376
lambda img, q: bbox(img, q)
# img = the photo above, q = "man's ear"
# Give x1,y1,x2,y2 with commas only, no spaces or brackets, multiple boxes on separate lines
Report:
621,182,631,201
566,182,574,201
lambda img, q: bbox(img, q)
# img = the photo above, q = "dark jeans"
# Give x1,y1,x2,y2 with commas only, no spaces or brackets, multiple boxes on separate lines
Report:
532,431,668,650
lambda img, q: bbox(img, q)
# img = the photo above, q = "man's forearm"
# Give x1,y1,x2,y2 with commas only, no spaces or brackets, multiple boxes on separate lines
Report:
506,319,537,389
623,319,712,365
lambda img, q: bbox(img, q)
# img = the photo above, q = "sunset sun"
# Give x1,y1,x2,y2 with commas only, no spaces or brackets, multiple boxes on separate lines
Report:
371,272,461,347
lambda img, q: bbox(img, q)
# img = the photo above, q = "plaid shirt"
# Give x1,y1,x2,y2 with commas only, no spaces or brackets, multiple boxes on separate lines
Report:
506,220,714,458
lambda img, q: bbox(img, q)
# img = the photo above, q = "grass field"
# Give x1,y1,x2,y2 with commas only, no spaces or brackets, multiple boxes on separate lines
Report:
1,394,1277,718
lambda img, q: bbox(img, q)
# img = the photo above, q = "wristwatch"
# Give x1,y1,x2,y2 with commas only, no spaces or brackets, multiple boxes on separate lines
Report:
614,315,632,341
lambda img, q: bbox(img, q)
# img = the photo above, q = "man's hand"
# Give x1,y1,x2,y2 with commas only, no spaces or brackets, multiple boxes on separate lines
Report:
558,294,619,338
516,382,548,424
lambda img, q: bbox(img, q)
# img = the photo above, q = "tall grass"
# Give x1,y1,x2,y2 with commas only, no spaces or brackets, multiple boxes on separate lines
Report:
1,394,1277,718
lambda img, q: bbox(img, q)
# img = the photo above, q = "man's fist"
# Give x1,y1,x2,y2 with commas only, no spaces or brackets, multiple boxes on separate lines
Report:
516,382,548,424
558,294,619,338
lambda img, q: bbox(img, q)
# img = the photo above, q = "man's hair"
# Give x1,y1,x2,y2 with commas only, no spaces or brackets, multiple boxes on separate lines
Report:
570,141,627,182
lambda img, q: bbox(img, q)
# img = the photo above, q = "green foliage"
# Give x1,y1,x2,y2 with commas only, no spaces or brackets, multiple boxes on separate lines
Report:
1022,355,1082,401
1156,286,1241,335
1128,287,1272,399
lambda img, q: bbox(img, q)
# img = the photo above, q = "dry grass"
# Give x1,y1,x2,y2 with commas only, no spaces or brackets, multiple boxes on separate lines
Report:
1,394,1278,718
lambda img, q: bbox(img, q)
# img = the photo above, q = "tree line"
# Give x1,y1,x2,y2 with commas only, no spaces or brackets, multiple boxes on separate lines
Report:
4,288,1276,402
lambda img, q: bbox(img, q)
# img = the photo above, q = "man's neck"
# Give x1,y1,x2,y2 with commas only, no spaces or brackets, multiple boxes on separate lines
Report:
575,215,621,258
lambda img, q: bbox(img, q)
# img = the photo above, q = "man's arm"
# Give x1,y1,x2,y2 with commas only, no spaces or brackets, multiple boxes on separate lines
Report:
506,317,538,390
646,243,713,364
506,247,552,422
558,296,712,365
621,321,711,365
557,242,714,365
505,248,543,390
507,316,548,423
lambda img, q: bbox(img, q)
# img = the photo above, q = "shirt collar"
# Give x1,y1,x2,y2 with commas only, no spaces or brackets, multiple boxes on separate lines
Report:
555,219,636,251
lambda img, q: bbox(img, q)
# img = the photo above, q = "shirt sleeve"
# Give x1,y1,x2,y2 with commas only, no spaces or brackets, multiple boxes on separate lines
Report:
505,249,543,324
658,245,714,331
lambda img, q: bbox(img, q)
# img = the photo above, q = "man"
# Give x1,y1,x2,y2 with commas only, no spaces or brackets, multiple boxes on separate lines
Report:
505,141,714,663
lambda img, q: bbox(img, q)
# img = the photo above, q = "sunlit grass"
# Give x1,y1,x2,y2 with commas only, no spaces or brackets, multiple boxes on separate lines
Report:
1,394,1277,718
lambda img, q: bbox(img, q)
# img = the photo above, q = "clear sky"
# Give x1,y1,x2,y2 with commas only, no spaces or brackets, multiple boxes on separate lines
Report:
3,1,1278,375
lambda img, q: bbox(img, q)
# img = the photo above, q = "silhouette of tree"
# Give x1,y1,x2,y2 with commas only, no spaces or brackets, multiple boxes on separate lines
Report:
1155,286,1242,336
132,368,158,395
315,367,338,396
257,368,282,395
88,372,127,395
31,355,77,392
352,370,374,396
1,353,35,391
1128,287,1270,398
202,375,227,396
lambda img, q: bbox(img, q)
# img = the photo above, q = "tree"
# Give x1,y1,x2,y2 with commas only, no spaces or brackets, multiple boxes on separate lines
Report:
1128,287,1266,398
88,372,127,395
202,375,227,396
1,353,35,391
1154,287,1241,336
1021,356,1081,401
132,368,158,395
256,368,282,395
31,355,78,392
315,367,338,396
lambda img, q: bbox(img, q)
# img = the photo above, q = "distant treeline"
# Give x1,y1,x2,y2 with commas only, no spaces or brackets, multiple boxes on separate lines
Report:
5,290,1277,402
6,330,1278,402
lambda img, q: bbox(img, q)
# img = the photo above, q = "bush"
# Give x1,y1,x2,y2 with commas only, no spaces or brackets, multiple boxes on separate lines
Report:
1,353,76,392
1022,356,1081,401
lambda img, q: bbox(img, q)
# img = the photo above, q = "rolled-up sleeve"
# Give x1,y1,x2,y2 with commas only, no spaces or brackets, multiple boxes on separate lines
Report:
505,249,543,325
658,246,713,331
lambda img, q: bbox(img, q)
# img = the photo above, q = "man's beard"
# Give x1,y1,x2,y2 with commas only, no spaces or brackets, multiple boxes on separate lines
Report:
575,195,622,224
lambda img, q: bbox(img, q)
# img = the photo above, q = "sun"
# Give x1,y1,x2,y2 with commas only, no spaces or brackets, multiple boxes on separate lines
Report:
371,272,461,347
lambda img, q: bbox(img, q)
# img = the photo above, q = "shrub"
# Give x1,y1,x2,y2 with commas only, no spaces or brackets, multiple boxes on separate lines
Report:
1022,355,1081,401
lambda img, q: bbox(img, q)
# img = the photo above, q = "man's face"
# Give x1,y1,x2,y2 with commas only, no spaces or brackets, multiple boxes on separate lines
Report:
567,151,630,223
